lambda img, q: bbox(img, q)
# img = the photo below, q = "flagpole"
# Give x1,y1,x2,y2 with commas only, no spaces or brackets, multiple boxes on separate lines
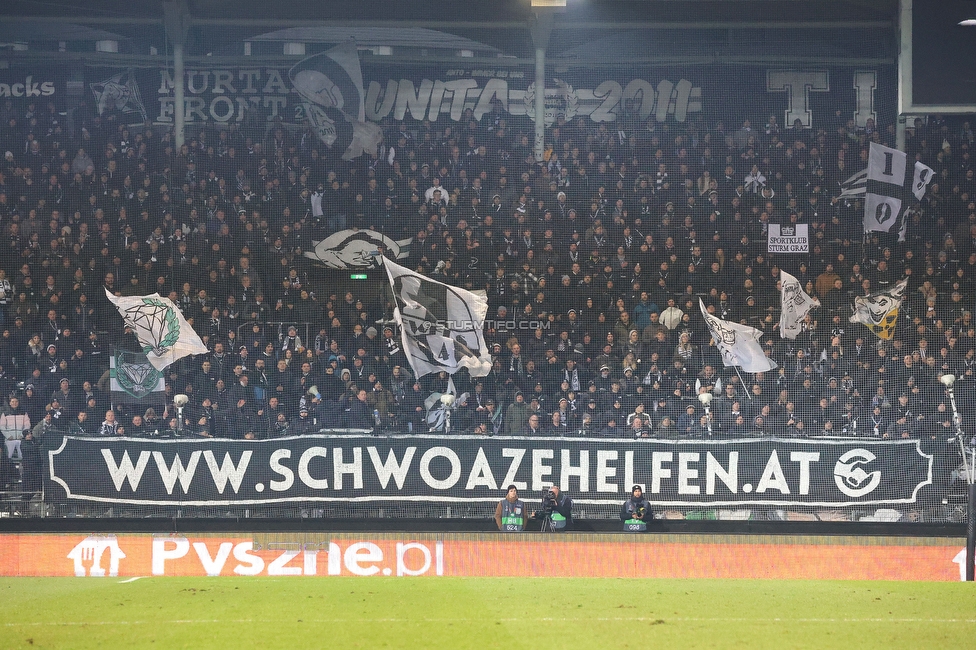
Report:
941,373,974,581
109,345,117,415
735,367,753,399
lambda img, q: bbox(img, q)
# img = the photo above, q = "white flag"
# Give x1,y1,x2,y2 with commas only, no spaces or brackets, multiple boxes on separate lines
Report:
863,142,909,240
699,299,778,373
911,161,935,201
383,259,492,379
424,377,469,432
105,289,209,371
863,192,904,236
836,168,867,199
289,43,383,161
779,271,820,339
849,277,909,340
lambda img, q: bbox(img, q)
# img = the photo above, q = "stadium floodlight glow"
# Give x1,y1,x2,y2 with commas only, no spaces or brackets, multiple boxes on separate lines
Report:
959,19,976,26
440,393,455,434
530,0,567,7
940,374,962,432
174,393,188,436
698,392,713,437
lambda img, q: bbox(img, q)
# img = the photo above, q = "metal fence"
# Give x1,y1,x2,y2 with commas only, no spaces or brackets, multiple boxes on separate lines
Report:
8,429,969,524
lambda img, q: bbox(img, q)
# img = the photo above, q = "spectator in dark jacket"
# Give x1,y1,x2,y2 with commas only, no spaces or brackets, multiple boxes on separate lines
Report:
345,389,373,429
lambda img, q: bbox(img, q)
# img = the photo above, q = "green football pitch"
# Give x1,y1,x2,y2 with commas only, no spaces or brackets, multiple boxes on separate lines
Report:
1,577,973,649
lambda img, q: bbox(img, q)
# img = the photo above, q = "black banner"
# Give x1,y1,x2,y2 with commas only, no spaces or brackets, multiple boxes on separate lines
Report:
86,64,895,131
47,435,933,508
0,68,66,100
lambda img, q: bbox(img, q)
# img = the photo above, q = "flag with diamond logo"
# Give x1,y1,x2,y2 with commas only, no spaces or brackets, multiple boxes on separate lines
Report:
110,347,165,405
105,290,208,371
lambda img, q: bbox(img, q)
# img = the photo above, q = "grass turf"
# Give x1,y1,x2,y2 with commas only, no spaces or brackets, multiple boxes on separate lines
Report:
1,577,973,649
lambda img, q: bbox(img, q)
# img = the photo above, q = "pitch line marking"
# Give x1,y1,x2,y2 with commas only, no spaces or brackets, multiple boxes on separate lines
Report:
117,577,144,584
6,617,976,627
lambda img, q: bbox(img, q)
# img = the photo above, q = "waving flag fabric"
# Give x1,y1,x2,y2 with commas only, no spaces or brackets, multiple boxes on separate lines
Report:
383,259,492,379
700,299,777,373
863,142,934,241
110,347,165,406
779,270,821,339
849,278,909,340
105,290,209,371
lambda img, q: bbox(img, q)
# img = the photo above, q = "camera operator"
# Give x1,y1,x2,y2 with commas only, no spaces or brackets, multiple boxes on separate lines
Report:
494,485,528,532
532,484,573,531
620,484,652,531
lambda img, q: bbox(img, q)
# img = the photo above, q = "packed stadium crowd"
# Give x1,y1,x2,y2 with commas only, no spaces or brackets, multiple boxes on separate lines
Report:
0,90,975,475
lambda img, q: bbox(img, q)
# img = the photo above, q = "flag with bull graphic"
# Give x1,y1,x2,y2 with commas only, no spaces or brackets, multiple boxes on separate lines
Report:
383,259,492,379
699,299,777,373
90,70,148,124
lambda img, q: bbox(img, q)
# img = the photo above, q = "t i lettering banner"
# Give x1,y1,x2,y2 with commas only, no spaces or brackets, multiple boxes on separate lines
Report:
46,434,934,508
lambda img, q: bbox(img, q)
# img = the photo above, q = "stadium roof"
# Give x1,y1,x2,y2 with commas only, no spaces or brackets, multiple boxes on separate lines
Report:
0,0,898,23
245,27,500,54
0,1,900,64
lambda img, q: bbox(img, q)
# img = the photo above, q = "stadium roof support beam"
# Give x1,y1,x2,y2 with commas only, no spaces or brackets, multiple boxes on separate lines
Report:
0,15,891,30
0,50,893,68
896,0,911,151
162,0,190,148
530,9,558,163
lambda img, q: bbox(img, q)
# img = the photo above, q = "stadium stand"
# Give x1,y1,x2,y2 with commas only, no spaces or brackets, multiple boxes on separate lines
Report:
0,1,973,525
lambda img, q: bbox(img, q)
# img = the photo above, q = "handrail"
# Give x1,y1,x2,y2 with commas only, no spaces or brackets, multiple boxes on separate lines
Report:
236,320,320,355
